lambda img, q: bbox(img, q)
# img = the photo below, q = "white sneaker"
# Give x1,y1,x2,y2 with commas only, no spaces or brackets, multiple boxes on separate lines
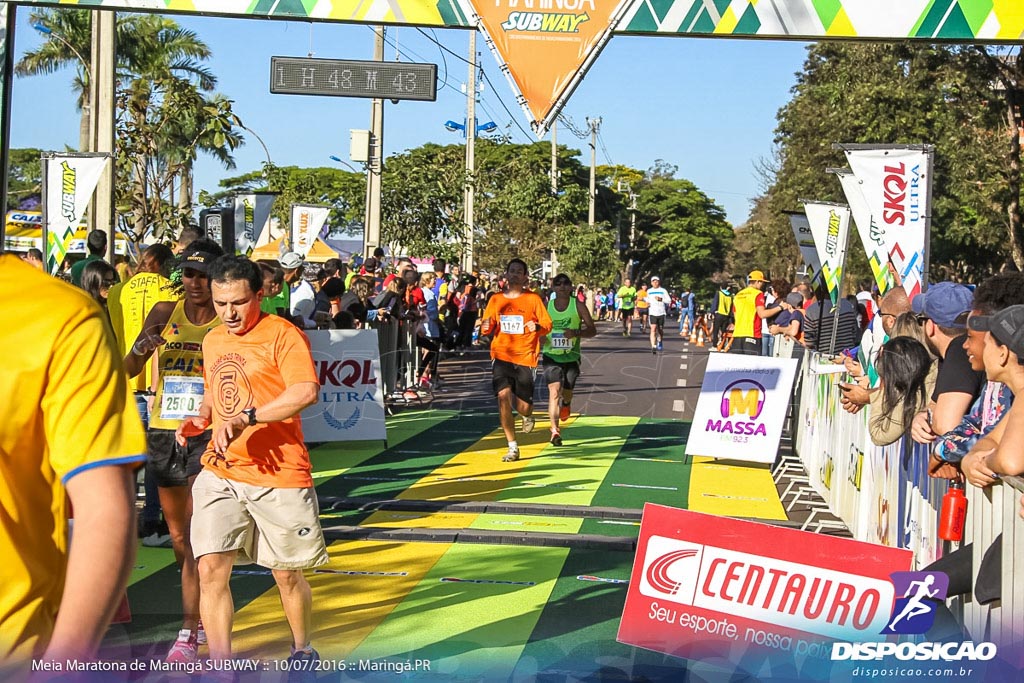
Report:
196,620,207,645
521,415,535,434
502,445,521,462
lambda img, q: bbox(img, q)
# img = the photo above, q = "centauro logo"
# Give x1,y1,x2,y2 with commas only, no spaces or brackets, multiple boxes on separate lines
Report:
61,161,77,222
500,0,593,32
639,535,894,640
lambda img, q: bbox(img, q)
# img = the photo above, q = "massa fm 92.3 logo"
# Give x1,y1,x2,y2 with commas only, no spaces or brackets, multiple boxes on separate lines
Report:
706,379,768,439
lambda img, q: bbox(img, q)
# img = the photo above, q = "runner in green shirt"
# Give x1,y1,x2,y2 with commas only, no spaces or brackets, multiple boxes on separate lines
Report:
617,279,638,337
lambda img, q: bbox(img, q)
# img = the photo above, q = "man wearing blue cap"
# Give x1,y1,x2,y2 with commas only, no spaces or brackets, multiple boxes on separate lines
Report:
909,282,986,445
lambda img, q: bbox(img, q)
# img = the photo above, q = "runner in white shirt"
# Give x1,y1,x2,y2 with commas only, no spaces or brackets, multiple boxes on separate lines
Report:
647,276,670,353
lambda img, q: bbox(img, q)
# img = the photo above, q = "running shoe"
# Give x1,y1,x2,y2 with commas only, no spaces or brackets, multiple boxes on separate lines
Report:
657,341,663,351
196,620,207,645
165,629,198,664
550,431,563,447
559,404,571,421
286,647,320,683
142,531,172,548
652,347,657,354
521,415,536,434
502,445,521,462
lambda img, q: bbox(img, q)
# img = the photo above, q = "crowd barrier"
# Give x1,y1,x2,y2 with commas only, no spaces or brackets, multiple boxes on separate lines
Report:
365,318,424,400
788,342,1024,650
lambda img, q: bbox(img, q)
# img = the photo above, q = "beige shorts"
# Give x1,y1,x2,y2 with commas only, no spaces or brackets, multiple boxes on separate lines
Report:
191,469,328,570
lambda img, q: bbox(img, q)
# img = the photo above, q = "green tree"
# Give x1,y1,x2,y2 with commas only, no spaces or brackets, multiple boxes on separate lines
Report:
556,222,618,285
746,42,1007,284
6,148,45,211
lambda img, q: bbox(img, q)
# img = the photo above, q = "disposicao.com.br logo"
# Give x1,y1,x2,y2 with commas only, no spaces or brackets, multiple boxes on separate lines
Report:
831,571,996,663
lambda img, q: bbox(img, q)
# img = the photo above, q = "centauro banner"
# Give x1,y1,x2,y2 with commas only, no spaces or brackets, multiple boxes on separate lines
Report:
291,204,332,258
233,193,276,256
803,201,851,306
843,147,930,300
834,167,894,296
42,153,109,274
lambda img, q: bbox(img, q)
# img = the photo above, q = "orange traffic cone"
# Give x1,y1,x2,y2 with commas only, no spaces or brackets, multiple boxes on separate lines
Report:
695,328,705,347
689,328,698,343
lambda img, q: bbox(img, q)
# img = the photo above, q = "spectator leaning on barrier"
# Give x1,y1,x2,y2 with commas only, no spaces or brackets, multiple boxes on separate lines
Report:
928,273,1024,478
909,282,985,444
839,291,916,414
866,336,936,447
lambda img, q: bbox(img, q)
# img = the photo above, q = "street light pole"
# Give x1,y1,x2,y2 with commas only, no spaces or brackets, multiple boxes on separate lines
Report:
91,10,116,255
32,21,92,155
463,27,477,273
363,26,384,259
586,117,601,230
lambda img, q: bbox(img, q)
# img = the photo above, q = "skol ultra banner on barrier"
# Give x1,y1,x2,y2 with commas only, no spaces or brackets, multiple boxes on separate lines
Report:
234,193,276,256
685,353,798,464
803,201,851,305
42,153,109,274
843,147,931,300
617,504,912,666
475,0,632,133
785,211,822,284
291,204,332,258
302,329,386,443
834,167,894,295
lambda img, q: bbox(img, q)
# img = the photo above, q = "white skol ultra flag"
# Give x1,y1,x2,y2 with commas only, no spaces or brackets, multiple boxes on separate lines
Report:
834,167,894,296
844,147,930,300
291,204,331,257
802,201,851,305
786,211,822,284
234,193,276,256
43,154,109,274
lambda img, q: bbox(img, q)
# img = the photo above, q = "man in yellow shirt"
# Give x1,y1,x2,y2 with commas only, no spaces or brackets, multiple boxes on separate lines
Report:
730,270,781,356
0,255,146,675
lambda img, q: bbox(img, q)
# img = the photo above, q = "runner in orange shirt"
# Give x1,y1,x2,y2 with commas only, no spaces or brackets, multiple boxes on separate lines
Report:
175,256,324,675
480,258,553,462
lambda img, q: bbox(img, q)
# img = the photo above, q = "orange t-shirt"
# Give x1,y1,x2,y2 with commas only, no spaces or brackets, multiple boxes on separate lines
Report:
482,291,553,368
201,313,319,488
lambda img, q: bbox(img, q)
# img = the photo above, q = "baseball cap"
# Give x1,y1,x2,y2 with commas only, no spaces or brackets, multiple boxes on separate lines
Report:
651,275,660,282
785,292,804,307
280,252,304,270
969,305,1024,358
362,256,378,272
181,251,215,273
911,282,973,328
748,270,766,282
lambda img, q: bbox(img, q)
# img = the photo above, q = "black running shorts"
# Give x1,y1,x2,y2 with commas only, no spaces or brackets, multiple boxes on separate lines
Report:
146,428,211,487
542,357,580,390
492,359,536,405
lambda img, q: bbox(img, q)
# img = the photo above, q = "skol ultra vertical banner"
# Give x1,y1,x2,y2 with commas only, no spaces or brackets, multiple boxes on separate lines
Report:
803,201,851,305
474,0,632,133
843,147,930,300
42,153,109,274
685,353,798,464
302,329,386,443
834,167,893,296
233,193,276,256
291,204,332,258
786,211,822,284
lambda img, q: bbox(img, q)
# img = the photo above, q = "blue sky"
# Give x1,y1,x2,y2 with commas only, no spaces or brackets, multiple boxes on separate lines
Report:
9,11,810,227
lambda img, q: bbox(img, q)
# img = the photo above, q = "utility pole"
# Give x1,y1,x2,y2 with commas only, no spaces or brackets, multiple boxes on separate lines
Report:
91,10,116,258
549,121,558,277
363,26,385,259
586,116,601,230
463,28,476,272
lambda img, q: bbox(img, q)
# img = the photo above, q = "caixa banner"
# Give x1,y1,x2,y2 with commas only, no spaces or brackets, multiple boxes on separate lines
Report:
618,504,912,673
301,330,386,443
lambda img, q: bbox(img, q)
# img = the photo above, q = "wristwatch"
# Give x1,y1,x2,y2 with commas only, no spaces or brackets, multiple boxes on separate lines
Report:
242,407,258,426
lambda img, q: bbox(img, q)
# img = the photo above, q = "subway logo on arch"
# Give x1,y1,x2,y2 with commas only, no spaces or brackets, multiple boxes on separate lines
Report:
638,536,895,641
708,379,767,437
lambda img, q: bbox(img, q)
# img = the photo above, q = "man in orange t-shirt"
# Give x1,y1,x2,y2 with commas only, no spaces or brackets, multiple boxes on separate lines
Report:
175,256,324,670
480,258,553,462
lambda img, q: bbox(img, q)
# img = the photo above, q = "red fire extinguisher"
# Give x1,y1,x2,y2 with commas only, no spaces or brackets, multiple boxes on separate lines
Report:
938,480,968,542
